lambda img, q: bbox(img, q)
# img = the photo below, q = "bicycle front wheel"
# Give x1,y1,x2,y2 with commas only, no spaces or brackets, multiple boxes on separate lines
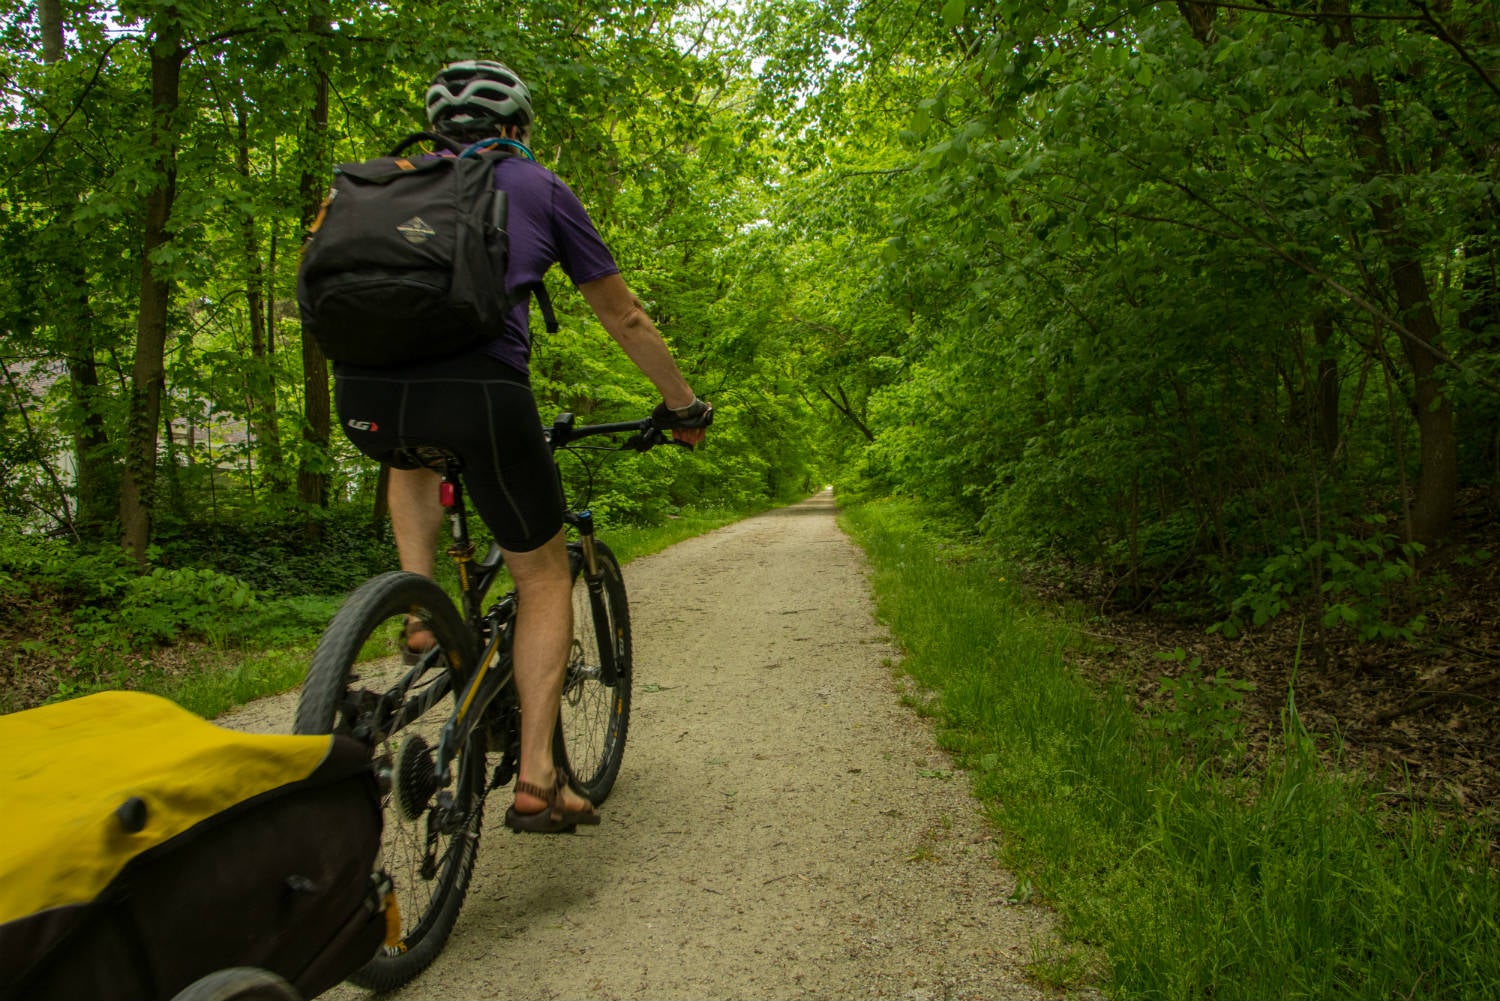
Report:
557,540,632,804
294,571,484,993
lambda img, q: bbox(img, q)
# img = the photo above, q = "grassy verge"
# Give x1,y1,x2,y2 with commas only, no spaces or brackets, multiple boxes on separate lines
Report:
98,504,763,720
840,496,1500,1001
156,641,322,720
28,594,344,721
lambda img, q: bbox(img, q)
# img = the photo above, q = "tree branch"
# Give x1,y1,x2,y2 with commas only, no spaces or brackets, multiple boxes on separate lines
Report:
4,38,127,185
1160,0,1499,101
1411,1,1500,103
183,26,275,56
1094,138,1498,389
1173,1,1423,23
818,385,875,441
1,359,79,540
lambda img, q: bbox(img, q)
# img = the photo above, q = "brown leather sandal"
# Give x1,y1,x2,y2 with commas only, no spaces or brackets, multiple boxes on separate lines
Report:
504,775,600,834
400,616,437,667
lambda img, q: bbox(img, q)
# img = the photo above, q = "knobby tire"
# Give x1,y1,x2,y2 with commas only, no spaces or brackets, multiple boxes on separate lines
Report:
556,540,632,804
169,967,300,1001
293,571,484,993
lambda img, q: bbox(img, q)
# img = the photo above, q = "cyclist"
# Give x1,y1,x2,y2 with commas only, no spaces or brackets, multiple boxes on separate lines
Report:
333,59,711,833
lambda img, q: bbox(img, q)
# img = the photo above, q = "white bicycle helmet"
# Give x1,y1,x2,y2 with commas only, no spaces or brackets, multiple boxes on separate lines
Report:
425,60,533,133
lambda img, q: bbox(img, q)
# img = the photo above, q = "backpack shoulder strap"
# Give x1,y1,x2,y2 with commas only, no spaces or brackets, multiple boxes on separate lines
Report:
460,137,535,162
388,131,465,157
528,283,560,333
457,141,558,331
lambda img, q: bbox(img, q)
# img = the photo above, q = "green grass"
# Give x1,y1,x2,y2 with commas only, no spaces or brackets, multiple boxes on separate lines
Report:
32,592,344,720
159,642,322,720
840,496,1500,1001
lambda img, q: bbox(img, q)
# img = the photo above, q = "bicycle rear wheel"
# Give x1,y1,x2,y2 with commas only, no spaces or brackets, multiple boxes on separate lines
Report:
294,571,484,993
170,968,300,1001
556,540,632,804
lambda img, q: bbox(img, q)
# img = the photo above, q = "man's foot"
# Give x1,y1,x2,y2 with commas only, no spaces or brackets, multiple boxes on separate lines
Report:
400,616,437,666
504,773,599,834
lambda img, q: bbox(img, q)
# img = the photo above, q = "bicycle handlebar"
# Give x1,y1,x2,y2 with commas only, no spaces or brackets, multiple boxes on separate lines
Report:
546,413,692,453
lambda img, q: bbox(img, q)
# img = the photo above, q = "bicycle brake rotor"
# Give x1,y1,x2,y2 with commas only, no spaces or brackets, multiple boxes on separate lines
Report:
393,733,439,822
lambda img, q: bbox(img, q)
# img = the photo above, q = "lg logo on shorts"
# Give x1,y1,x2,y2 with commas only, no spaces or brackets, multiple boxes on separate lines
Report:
345,418,380,432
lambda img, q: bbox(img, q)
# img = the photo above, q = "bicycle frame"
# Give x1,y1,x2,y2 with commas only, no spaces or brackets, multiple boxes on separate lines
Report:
423,465,512,788
421,411,662,787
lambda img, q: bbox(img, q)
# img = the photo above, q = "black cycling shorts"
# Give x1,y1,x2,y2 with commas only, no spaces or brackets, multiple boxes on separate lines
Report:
333,351,564,553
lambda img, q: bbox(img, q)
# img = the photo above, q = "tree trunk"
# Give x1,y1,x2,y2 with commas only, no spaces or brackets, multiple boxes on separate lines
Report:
372,463,391,533
1459,214,1500,503
297,10,331,511
1313,310,1340,461
1323,0,1458,544
38,0,63,62
39,0,117,538
238,105,285,494
298,333,331,510
1392,268,1459,544
1176,1,1217,45
119,11,184,566
66,337,118,537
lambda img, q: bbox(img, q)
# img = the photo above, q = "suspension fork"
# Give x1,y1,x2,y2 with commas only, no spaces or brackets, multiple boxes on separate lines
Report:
566,509,619,686
568,508,601,577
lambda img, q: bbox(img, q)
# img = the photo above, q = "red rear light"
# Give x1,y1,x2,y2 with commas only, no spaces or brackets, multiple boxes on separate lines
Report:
439,481,457,508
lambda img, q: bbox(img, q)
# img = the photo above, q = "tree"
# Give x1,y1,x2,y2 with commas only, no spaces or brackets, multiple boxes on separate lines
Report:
295,4,332,512
747,0,1499,621
1317,0,1459,544
119,7,186,566
0,0,830,560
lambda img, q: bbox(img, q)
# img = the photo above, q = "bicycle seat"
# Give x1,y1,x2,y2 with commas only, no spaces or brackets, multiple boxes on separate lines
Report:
392,445,461,473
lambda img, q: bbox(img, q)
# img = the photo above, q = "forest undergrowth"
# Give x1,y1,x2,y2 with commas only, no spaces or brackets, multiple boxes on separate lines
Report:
1040,491,1500,835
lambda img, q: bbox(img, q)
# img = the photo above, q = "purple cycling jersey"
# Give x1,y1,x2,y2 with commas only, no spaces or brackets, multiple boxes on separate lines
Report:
487,156,619,374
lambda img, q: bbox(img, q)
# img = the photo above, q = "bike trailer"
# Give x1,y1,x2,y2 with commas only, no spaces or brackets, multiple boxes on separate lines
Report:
0,691,386,1000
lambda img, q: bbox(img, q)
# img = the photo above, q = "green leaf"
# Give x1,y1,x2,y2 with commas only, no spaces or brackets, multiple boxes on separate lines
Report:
911,105,931,137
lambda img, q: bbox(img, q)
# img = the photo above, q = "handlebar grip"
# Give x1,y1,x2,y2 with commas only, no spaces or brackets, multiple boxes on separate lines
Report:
622,427,691,452
651,399,713,432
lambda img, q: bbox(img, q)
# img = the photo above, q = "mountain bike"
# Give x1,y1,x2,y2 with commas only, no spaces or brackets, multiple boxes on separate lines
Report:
293,411,676,992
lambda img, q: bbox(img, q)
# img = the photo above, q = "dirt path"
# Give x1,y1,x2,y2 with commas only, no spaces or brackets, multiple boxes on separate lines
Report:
218,491,1062,1000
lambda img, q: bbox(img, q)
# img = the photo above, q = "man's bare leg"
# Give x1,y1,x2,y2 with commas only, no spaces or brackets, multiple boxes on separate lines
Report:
388,466,443,578
388,466,443,651
504,528,594,815
389,470,585,813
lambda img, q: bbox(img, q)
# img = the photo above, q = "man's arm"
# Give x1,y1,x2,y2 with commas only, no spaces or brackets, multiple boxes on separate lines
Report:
577,273,707,444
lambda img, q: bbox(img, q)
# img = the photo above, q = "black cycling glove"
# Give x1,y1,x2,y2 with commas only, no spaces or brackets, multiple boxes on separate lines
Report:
651,397,714,430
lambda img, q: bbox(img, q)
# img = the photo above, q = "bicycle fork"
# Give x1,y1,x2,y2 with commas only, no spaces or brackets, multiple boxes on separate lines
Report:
566,509,620,688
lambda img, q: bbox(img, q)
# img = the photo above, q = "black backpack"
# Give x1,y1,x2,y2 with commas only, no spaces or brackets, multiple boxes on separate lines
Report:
296,132,555,367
